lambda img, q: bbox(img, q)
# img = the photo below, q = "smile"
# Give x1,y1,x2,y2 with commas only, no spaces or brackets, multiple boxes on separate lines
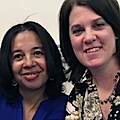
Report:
22,72,40,80
84,47,102,53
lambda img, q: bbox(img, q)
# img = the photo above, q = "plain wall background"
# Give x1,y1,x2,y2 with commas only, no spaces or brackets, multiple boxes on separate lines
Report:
0,0,120,45
0,0,65,45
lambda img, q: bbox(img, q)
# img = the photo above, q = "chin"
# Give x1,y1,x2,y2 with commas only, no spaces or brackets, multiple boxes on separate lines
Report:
87,63,103,70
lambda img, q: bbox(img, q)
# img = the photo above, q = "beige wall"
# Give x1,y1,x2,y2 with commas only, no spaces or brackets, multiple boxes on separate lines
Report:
0,0,120,45
0,0,64,45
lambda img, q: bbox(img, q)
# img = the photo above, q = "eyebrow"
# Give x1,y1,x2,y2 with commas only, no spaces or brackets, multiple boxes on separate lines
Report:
11,49,22,54
92,17,104,23
70,17,104,31
11,46,44,54
32,46,44,50
70,24,81,31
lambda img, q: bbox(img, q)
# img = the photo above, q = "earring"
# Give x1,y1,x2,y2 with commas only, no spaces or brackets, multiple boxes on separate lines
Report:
50,77,54,81
115,36,118,40
12,78,17,86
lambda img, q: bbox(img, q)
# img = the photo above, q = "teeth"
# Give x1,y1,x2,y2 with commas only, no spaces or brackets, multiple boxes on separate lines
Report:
27,73,35,75
28,74,33,75
87,47,100,53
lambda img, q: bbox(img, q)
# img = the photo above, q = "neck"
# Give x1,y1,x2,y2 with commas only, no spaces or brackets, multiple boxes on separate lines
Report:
20,86,48,104
90,59,119,86
21,87,48,120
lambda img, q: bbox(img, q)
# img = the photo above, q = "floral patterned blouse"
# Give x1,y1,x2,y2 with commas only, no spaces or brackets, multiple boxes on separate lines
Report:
65,70,120,120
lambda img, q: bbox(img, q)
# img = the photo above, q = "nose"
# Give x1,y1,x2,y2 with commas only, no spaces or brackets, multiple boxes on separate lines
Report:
23,56,36,69
83,28,96,44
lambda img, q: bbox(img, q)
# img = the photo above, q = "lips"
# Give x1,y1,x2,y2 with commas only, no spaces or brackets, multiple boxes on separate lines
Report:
84,47,102,53
21,72,40,81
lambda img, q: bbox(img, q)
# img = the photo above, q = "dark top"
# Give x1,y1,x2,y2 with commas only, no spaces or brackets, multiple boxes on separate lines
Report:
0,93,67,120
65,70,120,120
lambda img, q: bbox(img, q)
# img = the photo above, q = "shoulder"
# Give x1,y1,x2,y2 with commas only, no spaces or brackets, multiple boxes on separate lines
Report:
44,94,68,119
51,93,68,105
0,93,13,117
0,93,6,103
41,93,68,108
56,93,68,100
44,93,68,111
68,82,87,101
36,94,68,119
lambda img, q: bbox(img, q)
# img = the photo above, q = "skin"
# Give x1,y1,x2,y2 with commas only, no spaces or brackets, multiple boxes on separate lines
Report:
69,6,116,71
11,30,48,120
69,6,120,119
11,30,48,91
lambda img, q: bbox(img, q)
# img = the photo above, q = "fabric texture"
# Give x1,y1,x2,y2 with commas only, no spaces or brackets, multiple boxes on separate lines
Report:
0,93,67,120
65,70,120,120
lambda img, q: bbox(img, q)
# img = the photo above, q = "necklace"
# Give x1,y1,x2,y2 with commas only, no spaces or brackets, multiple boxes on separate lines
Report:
97,72,119,105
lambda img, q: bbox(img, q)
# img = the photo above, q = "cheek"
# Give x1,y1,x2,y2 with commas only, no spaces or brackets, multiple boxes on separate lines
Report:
110,39,116,54
12,62,21,75
70,37,83,52
104,34,116,50
71,39,83,62
103,27,116,45
37,59,47,72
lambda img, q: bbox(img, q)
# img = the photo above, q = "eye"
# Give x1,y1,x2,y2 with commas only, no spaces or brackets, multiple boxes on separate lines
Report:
72,27,84,36
12,54,23,61
34,50,44,57
93,22,106,30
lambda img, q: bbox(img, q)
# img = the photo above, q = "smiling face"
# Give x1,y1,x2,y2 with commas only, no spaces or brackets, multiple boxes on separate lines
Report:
11,30,48,91
69,6,116,69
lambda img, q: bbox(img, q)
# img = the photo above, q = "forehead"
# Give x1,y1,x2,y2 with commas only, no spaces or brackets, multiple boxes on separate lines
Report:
12,30,42,48
69,6,101,23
